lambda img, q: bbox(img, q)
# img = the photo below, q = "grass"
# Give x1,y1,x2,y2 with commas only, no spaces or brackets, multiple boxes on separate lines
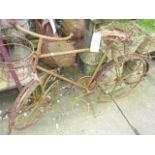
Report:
102,19,155,35
137,19,155,32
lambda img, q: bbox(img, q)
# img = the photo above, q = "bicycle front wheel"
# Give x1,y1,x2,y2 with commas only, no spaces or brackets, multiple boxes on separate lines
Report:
95,54,149,102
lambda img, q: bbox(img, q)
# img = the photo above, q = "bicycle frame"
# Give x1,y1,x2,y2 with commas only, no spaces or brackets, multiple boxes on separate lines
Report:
16,23,109,94
17,20,146,97
35,39,108,93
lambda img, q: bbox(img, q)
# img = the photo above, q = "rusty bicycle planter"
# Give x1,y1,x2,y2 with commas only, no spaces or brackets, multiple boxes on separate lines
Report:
0,21,150,134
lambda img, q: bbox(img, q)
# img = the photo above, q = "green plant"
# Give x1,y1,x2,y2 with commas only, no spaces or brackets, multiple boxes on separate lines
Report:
137,19,155,32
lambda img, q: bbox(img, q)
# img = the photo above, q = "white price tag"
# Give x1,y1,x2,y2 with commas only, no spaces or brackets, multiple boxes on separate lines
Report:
49,19,57,34
90,32,101,53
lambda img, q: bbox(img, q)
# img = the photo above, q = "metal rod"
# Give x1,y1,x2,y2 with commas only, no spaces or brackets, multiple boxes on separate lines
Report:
39,48,90,58
36,65,87,90
87,50,108,87
33,38,43,73
15,23,74,41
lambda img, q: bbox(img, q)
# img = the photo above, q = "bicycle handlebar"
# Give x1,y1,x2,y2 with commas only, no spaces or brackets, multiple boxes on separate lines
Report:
15,23,74,41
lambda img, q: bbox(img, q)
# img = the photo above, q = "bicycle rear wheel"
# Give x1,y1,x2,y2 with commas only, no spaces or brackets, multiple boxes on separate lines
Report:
9,74,59,131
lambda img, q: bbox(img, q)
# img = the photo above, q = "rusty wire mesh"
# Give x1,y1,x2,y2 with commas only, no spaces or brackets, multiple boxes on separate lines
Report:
0,35,34,90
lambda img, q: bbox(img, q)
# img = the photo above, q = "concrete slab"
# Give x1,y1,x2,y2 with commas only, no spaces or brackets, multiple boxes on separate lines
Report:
115,62,155,134
1,61,155,135
0,89,18,134
10,94,134,134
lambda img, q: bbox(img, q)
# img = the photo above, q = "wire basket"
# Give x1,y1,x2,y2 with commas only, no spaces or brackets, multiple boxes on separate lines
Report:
0,35,34,91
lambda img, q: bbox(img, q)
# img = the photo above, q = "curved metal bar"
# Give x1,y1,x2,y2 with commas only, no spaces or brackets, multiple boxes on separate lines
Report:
15,23,74,41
